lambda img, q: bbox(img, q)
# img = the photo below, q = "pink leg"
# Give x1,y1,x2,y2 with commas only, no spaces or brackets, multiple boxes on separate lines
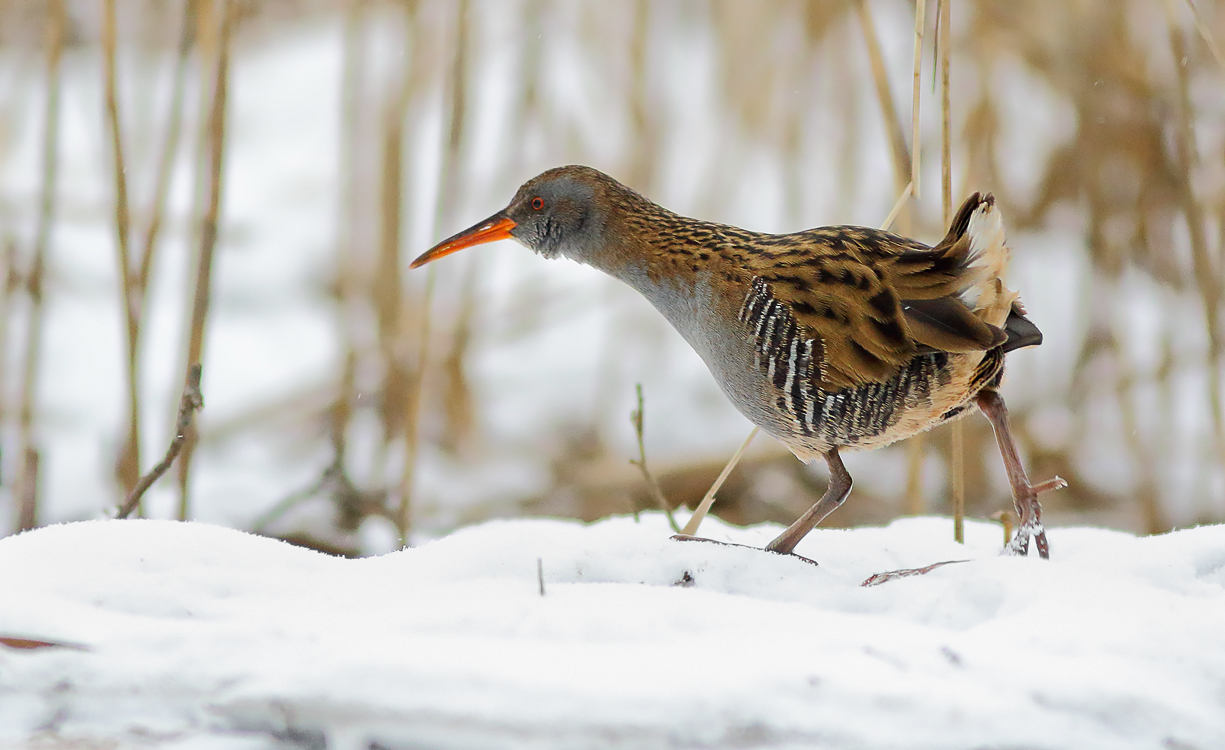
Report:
766,448,852,555
976,389,1066,559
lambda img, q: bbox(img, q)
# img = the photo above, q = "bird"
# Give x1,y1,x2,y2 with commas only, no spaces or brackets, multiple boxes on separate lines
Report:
411,165,1065,559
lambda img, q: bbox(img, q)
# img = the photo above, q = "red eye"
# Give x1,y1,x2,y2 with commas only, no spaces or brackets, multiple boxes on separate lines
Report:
531,197,544,210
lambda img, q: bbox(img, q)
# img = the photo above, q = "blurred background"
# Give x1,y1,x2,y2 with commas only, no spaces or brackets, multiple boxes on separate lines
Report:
0,0,1222,555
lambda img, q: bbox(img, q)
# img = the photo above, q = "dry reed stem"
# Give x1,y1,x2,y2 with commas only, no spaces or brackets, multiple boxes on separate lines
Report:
439,266,477,453
138,0,197,296
177,0,234,518
1116,361,1167,533
903,0,928,516
679,426,758,537
910,0,926,198
117,365,203,520
937,0,964,544
15,0,66,532
855,0,911,193
629,384,680,532
881,181,914,231
400,0,470,543
1183,0,1225,71
626,0,656,192
323,0,364,516
1165,0,1225,475
0,239,15,422
103,0,142,498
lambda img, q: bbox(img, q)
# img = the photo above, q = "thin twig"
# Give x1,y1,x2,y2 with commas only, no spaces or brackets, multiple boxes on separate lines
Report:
15,0,65,532
1183,0,1225,72
904,0,928,515
139,0,197,295
177,0,234,518
855,0,911,193
1165,0,1225,474
910,0,927,198
679,426,758,537
117,365,204,519
861,559,968,587
881,180,914,231
103,0,142,496
938,0,964,545
401,0,467,545
629,384,680,532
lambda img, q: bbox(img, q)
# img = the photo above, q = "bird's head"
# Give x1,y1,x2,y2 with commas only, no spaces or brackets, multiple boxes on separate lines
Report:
410,165,614,269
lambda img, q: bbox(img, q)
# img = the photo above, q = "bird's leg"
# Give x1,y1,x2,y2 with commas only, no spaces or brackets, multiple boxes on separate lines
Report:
975,389,1066,559
766,448,852,555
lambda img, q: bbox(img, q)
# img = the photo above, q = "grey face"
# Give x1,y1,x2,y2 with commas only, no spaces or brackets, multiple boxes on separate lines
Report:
409,166,607,270
505,173,599,260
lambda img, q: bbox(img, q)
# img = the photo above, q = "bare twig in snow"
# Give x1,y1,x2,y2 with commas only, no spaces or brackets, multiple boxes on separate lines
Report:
938,0,965,545
15,0,65,532
178,0,234,518
862,559,968,587
629,384,679,532
118,365,204,520
103,0,142,497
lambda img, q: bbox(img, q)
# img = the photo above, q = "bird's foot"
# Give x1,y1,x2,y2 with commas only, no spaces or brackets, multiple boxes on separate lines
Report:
1002,476,1066,560
670,535,819,566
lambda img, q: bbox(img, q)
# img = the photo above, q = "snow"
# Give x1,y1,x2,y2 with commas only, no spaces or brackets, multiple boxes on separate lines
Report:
3,515,1224,749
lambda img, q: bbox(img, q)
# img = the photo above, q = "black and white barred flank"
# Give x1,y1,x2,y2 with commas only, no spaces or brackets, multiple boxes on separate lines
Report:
738,276,949,447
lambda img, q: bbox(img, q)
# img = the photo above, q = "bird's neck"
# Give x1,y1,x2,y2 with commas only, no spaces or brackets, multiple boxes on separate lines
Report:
568,198,709,291
564,203,736,354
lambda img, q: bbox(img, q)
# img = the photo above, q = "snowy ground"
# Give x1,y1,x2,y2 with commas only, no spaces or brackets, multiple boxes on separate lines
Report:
2,515,1224,749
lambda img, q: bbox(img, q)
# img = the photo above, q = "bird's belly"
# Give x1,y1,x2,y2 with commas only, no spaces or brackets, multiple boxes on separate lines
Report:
698,311,998,462
628,271,998,462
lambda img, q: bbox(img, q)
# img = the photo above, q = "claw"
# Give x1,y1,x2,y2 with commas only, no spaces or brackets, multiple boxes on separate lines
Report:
1033,476,1067,494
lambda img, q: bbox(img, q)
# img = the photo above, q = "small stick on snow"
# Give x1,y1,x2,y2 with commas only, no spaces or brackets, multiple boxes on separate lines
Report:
629,384,680,532
861,559,968,587
537,557,545,597
0,635,88,651
116,365,204,519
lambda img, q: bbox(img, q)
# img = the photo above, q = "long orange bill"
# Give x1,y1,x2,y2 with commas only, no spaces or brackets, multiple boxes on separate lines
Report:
409,214,517,269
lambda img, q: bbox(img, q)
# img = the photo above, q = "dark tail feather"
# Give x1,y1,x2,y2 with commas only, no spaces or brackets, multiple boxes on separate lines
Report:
1001,304,1042,353
933,192,991,250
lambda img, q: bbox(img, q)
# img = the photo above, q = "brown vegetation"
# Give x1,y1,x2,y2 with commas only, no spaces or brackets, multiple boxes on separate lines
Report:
0,0,1222,553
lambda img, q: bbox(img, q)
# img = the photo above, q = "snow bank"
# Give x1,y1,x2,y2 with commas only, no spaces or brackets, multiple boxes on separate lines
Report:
2,516,1223,749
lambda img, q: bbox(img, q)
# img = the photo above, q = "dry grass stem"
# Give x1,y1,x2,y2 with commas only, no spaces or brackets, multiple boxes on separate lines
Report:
15,0,65,532
117,365,204,520
629,384,680,532
103,0,142,497
902,0,929,516
881,180,914,232
855,0,910,192
679,426,758,537
177,0,234,518
1165,2,1225,473
909,0,926,198
938,0,964,543
400,0,471,543
1183,0,1225,71
137,0,197,295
